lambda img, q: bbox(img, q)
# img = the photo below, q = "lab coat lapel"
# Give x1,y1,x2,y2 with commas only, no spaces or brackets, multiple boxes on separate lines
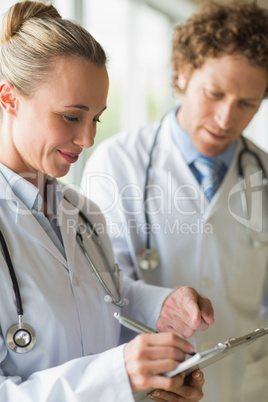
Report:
59,196,79,272
0,176,67,267
17,208,68,267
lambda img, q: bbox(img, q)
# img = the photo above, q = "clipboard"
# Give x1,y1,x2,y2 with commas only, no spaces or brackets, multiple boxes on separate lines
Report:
164,327,268,377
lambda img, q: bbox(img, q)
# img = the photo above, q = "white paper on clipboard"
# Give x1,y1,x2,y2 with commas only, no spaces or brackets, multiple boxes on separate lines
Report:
164,327,268,377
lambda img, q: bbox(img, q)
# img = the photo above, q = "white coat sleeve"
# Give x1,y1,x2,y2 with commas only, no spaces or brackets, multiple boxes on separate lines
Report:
0,342,134,402
119,269,172,330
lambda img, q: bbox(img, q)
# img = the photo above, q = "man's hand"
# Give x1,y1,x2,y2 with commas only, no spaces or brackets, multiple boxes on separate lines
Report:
147,370,205,401
157,286,214,338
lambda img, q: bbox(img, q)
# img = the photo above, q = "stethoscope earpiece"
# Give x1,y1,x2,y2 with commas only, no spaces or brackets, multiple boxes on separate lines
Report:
6,321,36,353
137,248,160,270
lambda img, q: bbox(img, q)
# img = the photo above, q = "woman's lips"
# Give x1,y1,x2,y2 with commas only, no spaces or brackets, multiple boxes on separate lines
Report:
58,150,80,163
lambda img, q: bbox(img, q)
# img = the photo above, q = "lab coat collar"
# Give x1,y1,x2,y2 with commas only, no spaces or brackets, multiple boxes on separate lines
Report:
0,175,69,268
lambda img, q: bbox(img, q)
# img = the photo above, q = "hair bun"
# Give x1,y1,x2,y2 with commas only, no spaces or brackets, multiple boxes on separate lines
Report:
1,1,61,46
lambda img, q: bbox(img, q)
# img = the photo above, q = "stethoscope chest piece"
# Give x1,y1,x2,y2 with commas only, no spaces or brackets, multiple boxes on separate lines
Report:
6,322,36,353
137,248,160,270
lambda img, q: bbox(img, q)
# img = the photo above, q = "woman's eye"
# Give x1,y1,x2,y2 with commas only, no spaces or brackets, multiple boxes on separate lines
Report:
63,115,79,123
93,116,101,123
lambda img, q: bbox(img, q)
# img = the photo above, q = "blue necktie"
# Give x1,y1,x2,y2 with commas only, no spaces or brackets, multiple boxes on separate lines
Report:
191,156,227,202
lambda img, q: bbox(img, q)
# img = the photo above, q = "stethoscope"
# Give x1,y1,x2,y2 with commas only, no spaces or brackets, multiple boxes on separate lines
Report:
0,230,36,354
0,199,127,354
74,206,128,307
136,121,162,271
137,121,268,270
238,136,268,248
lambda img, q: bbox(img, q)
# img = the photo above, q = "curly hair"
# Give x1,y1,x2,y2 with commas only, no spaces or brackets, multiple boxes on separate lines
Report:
171,0,268,94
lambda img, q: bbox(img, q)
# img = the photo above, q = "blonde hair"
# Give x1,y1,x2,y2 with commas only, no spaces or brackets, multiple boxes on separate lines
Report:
0,1,107,96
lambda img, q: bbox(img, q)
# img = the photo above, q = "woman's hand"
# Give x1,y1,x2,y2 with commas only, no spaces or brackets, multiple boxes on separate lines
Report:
124,332,196,394
147,370,205,401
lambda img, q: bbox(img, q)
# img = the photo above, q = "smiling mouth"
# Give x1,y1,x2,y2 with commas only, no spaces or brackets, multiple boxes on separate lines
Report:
58,151,80,163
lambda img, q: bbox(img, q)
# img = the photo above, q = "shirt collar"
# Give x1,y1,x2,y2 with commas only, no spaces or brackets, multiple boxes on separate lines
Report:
170,106,237,166
0,163,42,211
0,163,64,215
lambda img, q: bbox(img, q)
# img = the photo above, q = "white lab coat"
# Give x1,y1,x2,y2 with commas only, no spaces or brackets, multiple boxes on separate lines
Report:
0,174,171,402
81,110,268,402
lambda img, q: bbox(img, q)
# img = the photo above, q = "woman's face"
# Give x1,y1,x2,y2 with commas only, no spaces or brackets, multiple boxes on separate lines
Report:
4,57,109,182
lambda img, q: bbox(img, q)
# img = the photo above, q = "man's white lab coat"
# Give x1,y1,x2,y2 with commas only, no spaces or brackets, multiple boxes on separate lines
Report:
81,110,268,402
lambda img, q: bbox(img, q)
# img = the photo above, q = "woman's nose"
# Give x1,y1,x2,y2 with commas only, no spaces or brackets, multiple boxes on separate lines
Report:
73,126,95,149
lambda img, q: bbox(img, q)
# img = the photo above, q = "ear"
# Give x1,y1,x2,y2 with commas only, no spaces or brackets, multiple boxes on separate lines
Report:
177,64,192,92
0,81,18,116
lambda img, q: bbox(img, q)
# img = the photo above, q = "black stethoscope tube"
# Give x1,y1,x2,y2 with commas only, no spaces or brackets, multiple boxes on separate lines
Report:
238,136,267,179
77,208,99,238
143,123,162,250
0,229,36,353
0,229,23,316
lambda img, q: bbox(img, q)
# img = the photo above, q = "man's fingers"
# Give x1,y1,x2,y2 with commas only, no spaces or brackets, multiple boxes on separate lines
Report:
179,289,215,330
158,286,215,337
157,316,196,338
199,296,215,325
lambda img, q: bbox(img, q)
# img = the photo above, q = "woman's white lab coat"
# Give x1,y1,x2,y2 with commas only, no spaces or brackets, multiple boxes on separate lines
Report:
81,110,268,402
0,175,171,401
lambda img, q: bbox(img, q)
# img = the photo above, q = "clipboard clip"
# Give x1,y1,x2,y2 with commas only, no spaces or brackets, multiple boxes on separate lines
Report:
224,328,268,348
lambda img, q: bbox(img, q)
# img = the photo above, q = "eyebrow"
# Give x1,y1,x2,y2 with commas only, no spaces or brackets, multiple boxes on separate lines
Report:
64,105,107,113
206,85,263,101
65,104,89,111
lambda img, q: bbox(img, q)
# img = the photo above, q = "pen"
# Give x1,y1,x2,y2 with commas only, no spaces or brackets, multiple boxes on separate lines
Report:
114,312,157,334
114,313,196,356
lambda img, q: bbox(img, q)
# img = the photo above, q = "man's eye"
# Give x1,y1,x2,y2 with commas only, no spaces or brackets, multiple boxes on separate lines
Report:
208,91,222,99
240,101,256,108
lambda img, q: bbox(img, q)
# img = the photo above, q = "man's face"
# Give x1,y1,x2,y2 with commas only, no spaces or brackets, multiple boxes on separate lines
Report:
177,54,268,156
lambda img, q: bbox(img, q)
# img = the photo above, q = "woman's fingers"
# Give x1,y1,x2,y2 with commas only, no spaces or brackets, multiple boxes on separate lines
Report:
124,332,195,393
